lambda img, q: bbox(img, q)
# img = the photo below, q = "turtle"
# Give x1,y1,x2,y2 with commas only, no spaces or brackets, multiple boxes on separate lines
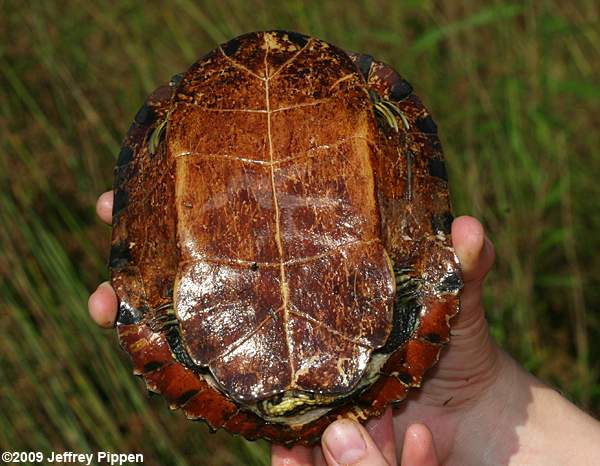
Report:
109,30,462,446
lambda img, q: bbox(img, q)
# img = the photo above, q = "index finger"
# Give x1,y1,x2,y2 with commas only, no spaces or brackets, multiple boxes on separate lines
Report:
365,408,397,464
271,444,313,466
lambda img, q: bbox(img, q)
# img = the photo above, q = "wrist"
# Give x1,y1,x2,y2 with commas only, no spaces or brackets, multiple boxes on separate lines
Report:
457,351,600,465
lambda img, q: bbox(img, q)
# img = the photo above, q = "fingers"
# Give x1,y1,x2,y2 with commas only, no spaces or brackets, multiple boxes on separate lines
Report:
321,418,392,466
365,408,397,464
96,191,113,225
400,424,438,466
88,281,118,328
271,444,313,466
91,192,118,328
271,418,435,466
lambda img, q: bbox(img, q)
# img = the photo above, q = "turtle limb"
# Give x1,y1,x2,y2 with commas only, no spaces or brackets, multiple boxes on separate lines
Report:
374,99,410,131
144,302,204,371
146,301,177,332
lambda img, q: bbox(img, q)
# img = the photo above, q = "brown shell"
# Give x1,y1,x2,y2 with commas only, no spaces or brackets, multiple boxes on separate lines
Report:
110,30,461,445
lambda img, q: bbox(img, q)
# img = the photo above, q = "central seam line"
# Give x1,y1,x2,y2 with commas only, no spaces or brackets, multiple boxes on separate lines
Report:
264,36,294,382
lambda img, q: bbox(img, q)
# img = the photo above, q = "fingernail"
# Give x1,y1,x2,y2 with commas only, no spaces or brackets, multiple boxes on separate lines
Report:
97,281,111,290
324,420,366,464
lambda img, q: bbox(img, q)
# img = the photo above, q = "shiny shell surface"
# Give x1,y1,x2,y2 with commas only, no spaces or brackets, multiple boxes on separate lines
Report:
110,30,462,445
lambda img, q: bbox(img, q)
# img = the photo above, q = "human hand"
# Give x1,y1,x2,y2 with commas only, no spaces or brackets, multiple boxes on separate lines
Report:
91,190,600,465
89,189,493,464
90,189,497,463
89,190,492,464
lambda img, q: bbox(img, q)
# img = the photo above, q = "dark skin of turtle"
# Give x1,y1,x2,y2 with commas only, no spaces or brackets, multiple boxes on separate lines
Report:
110,30,461,446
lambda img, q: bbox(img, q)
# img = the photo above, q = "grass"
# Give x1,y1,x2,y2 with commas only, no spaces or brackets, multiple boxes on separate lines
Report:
1,1,599,464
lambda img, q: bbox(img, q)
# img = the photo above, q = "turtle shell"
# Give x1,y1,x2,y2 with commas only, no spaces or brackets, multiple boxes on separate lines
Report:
110,30,461,446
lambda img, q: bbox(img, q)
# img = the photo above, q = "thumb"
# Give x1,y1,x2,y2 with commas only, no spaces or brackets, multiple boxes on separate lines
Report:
451,216,495,328
322,418,393,466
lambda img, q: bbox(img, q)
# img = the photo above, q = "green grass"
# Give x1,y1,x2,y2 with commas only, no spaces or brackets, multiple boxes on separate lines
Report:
1,1,599,464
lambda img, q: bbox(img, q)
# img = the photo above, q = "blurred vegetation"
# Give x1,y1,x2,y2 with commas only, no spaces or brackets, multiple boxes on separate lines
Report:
1,0,599,464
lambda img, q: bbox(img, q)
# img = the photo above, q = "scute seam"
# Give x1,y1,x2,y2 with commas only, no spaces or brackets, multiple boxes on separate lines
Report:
264,34,294,386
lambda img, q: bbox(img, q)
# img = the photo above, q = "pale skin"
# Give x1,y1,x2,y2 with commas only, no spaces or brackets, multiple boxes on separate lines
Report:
91,191,600,465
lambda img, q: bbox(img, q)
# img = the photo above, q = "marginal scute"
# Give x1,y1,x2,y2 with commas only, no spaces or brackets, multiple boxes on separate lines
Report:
438,270,463,294
415,115,438,134
284,30,309,48
176,389,200,406
169,72,184,87
396,372,413,386
221,37,240,57
431,212,454,235
109,240,131,269
117,146,134,166
356,53,373,81
422,332,443,344
218,32,266,77
134,103,155,126
116,301,144,325
428,158,448,181
390,79,413,101
112,189,128,217
143,361,165,373
111,30,462,446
